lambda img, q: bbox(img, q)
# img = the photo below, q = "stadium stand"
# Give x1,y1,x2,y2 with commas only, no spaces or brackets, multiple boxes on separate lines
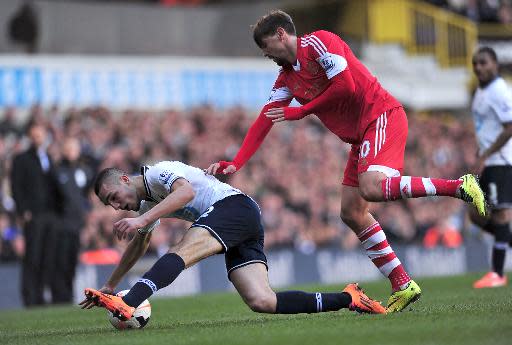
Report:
0,105,477,263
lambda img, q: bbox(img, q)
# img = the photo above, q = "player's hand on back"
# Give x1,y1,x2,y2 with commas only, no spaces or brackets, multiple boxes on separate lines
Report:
79,286,114,309
205,161,237,175
113,217,146,241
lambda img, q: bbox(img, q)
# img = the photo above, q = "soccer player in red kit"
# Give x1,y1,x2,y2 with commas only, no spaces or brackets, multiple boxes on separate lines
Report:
207,10,486,312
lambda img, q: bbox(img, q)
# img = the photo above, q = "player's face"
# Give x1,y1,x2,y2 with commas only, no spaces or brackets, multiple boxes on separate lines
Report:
472,52,497,85
260,33,290,67
98,180,140,212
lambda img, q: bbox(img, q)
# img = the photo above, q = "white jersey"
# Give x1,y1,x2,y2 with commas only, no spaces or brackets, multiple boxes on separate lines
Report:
472,77,512,166
137,161,242,233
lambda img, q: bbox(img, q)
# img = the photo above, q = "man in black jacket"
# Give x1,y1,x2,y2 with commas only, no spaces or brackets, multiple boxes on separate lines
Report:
53,137,94,303
10,120,59,306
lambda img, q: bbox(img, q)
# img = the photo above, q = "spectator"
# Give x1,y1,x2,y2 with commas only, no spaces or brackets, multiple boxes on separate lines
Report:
0,107,21,137
52,137,95,303
10,120,60,306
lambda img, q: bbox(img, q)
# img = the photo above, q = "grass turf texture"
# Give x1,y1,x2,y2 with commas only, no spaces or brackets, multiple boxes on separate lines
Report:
1,273,511,345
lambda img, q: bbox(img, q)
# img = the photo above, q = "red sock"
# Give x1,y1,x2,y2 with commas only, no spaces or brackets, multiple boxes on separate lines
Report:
381,176,462,201
358,223,411,291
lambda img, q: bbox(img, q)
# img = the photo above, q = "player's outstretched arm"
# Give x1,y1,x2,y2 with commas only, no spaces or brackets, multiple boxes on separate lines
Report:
207,100,291,175
79,231,152,309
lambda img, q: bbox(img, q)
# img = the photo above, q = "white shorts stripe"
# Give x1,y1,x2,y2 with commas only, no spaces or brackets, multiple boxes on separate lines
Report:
379,257,401,277
375,115,380,157
422,177,436,195
378,114,384,153
227,260,268,276
382,112,387,145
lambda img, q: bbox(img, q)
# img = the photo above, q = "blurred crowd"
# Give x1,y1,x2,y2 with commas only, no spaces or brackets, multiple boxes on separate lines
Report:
427,0,512,23
0,105,480,266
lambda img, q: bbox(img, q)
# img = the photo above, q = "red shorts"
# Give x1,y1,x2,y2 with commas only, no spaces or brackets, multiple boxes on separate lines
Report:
342,107,408,187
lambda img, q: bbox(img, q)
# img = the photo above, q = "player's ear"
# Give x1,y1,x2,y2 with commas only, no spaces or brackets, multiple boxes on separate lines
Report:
277,27,286,41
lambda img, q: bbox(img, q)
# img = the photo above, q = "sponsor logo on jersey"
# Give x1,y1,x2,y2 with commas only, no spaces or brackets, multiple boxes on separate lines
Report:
159,170,173,185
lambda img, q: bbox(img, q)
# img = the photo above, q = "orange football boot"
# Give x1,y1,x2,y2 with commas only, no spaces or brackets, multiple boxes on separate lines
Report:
473,272,508,289
84,288,135,320
342,283,387,314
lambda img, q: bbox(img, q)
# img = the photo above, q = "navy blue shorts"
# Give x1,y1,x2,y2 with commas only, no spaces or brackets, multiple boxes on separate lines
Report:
191,194,267,279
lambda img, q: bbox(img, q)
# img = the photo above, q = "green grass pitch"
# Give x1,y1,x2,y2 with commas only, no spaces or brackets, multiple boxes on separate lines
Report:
1,273,511,345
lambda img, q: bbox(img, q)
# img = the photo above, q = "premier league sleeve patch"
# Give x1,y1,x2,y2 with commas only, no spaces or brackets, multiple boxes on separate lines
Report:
317,53,347,79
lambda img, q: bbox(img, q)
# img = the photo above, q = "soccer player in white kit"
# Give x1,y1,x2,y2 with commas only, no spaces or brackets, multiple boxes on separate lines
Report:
471,47,512,288
80,161,386,319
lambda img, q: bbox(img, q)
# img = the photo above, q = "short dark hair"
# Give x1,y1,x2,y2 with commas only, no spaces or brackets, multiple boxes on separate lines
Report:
94,167,125,196
252,10,296,48
476,46,498,63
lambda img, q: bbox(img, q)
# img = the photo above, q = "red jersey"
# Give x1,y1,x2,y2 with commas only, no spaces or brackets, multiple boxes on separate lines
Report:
267,30,401,144
226,30,404,172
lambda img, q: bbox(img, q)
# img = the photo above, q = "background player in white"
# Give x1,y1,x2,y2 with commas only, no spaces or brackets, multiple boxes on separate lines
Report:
80,161,386,318
471,47,512,288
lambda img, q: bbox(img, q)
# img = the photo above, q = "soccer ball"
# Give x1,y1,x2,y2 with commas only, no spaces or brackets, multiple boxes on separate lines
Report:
107,290,151,330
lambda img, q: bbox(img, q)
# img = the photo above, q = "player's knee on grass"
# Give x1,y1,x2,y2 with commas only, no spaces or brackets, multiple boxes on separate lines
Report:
244,291,276,313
